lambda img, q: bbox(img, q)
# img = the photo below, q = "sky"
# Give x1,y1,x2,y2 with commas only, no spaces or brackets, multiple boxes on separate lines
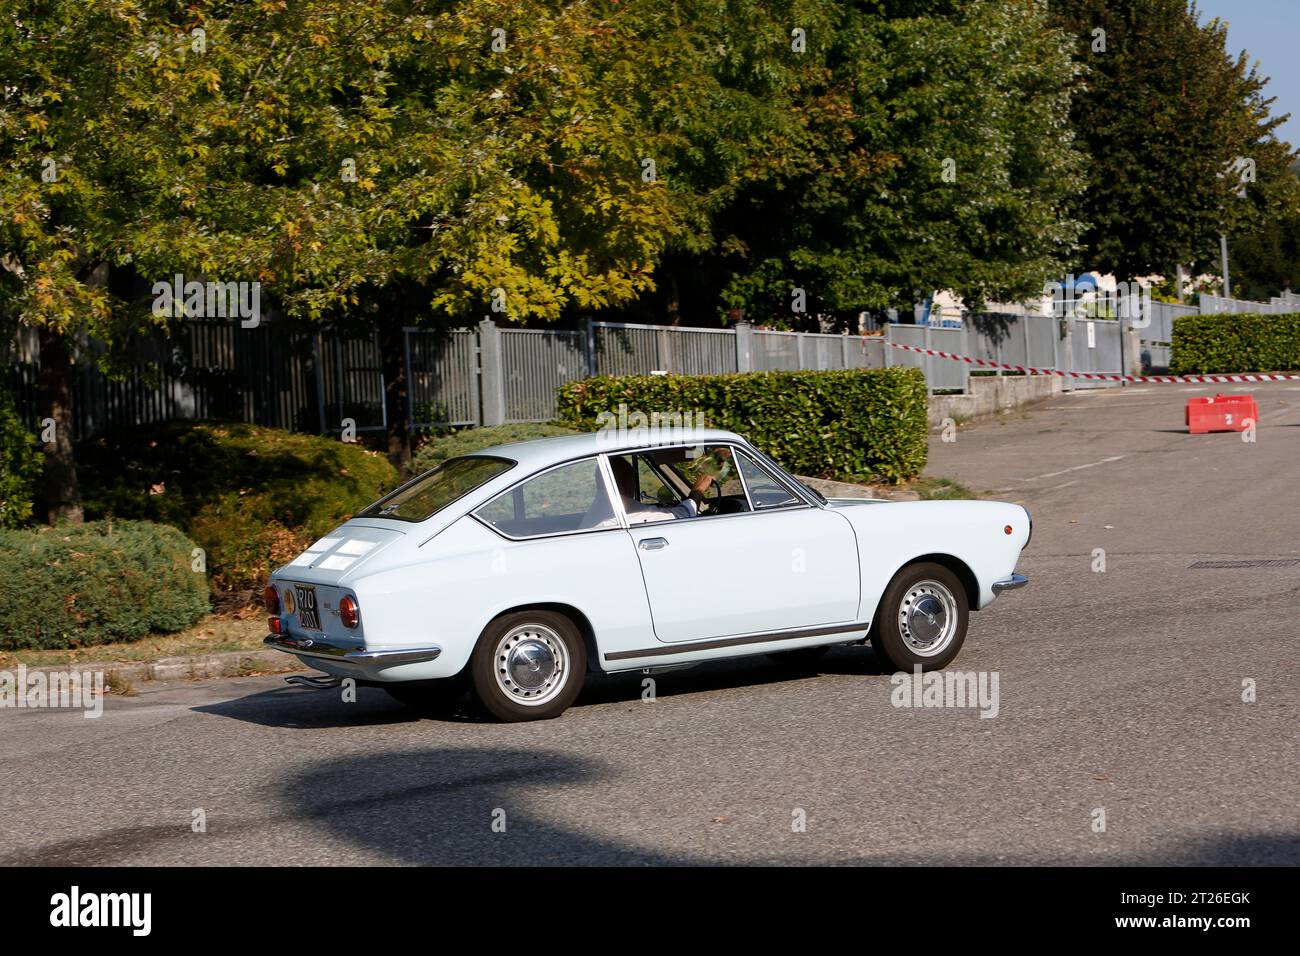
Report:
1195,0,1299,153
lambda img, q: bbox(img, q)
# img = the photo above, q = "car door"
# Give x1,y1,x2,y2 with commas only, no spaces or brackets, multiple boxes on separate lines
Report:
620,445,860,644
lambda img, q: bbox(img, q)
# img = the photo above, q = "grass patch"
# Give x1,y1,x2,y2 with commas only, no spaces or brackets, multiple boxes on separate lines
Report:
105,672,138,697
909,476,981,500
0,611,268,668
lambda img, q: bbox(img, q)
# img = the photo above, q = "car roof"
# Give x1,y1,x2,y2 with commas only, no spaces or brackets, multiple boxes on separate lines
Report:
476,427,747,471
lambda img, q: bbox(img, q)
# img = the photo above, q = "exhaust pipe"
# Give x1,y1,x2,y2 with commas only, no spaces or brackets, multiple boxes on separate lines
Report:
285,674,342,690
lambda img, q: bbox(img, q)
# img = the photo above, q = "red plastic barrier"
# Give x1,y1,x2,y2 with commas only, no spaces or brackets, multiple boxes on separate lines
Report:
1185,393,1258,434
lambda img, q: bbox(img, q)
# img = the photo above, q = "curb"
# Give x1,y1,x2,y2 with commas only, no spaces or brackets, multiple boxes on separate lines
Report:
12,648,306,690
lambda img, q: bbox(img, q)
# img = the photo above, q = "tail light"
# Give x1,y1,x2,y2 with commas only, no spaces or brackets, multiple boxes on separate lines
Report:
268,616,282,634
339,595,359,629
263,584,280,614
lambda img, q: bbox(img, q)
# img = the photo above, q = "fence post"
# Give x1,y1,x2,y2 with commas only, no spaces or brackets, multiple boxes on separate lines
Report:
884,325,894,367
312,333,327,435
403,328,415,429
1124,321,1143,378
923,324,933,392
795,332,811,370
1062,317,1074,392
583,317,596,376
734,322,753,373
478,318,505,426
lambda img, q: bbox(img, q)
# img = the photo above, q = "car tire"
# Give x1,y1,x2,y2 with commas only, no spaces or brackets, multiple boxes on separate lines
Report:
871,562,969,671
384,675,468,714
469,610,587,722
766,646,831,668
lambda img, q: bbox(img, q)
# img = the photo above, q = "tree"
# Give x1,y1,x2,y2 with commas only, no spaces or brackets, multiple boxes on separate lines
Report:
1,0,716,500
1228,163,1300,299
601,0,1088,328
1048,0,1299,283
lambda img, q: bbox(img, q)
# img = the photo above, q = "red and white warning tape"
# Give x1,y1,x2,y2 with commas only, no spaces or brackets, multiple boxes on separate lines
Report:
885,341,1300,384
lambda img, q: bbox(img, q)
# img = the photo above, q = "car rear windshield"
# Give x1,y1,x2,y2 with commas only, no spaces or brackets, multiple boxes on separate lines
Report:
358,456,514,522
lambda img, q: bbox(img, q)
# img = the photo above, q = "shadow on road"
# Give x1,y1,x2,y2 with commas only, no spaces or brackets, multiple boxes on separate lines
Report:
192,646,893,729
272,746,1300,866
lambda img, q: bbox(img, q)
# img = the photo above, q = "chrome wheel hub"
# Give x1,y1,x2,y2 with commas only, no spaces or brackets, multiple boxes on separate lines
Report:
898,580,958,657
494,624,568,706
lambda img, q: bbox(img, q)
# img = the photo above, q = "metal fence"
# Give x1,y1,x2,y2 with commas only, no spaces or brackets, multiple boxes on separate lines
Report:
1199,292,1300,315
9,291,1293,439
593,321,736,376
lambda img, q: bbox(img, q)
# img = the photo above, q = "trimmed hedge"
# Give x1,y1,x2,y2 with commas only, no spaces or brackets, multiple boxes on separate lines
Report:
0,388,42,529
412,423,577,474
77,421,398,593
0,520,209,650
1171,312,1300,374
557,366,928,484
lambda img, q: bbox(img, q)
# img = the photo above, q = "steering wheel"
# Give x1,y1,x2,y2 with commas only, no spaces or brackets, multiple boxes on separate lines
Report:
691,456,734,515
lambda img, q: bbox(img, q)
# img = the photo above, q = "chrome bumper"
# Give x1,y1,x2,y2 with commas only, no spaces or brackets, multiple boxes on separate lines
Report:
992,573,1029,595
264,634,442,665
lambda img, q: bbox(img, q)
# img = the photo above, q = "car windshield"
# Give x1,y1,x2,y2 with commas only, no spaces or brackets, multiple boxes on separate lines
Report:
359,456,514,522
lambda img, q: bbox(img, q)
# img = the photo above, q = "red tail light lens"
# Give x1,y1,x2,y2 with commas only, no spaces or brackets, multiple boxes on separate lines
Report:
263,584,280,614
268,616,282,634
339,595,359,629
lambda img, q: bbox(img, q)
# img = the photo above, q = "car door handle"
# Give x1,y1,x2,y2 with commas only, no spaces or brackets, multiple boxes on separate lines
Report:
638,537,669,551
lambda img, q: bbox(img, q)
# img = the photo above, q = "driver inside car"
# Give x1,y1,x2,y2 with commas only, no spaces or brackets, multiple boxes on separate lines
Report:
609,449,731,524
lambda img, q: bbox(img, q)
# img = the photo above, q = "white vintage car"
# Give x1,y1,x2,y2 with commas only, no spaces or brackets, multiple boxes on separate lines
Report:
264,427,1029,721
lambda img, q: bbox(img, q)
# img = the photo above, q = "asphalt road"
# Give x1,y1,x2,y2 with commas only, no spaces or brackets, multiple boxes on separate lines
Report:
3,382,1297,865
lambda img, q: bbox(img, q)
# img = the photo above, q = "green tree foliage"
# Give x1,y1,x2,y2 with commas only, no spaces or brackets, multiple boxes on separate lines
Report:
640,0,1088,326
1230,163,1300,299
1,0,734,499
0,387,42,527
1049,0,1300,282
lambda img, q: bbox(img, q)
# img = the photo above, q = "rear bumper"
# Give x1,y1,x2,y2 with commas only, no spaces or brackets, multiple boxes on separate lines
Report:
263,633,443,665
991,573,1029,595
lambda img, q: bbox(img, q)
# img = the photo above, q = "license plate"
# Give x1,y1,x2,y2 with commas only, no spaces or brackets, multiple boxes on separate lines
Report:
294,585,320,630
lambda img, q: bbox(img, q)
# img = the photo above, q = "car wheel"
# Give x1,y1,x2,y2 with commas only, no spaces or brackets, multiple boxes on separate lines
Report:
766,646,830,668
469,610,587,722
872,562,969,671
384,675,468,714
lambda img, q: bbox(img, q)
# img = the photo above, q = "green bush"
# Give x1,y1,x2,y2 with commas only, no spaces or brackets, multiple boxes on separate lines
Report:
1170,312,1300,374
0,389,42,529
411,423,577,474
0,520,209,650
77,421,399,593
557,367,929,484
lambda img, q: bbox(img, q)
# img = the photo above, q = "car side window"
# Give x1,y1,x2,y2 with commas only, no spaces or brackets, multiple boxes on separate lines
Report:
474,457,619,538
633,455,682,507
736,450,801,510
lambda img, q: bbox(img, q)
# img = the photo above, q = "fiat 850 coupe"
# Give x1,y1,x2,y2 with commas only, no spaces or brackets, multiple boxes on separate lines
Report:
264,427,1029,721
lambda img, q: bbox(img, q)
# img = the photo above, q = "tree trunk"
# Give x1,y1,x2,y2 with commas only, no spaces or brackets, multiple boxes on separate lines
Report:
377,314,410,474
35,326,84,524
